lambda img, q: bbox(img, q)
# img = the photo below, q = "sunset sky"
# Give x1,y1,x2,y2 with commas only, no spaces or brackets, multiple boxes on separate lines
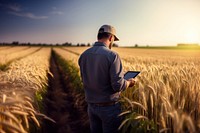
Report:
0,0,200,46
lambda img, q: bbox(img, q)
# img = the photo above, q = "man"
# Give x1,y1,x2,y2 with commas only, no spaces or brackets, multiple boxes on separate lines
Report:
78,25,135,133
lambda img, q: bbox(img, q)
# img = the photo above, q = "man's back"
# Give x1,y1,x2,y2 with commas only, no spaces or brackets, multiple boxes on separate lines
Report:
78,42,127,104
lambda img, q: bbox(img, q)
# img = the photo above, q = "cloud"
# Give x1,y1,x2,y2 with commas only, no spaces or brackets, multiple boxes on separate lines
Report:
51,7,64,15
9,11,48,19
7,3,22,12
51,11,64,15
5,3,48,19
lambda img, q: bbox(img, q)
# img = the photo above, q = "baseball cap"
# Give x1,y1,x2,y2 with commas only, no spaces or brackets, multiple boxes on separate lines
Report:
98,25,119,41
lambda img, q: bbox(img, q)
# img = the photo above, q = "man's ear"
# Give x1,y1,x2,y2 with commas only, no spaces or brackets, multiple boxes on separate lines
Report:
108,35,113,41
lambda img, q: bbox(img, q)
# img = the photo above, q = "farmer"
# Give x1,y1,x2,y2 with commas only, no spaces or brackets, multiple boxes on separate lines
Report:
78,24,135,133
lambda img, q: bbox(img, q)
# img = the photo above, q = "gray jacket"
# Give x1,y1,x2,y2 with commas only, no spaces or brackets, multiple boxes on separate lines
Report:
78,42,127,103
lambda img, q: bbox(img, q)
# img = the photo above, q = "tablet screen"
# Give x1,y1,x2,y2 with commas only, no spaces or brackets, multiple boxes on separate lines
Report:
124,71,140,80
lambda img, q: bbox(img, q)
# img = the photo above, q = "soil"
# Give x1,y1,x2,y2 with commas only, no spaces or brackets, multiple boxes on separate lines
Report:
42,52,90,133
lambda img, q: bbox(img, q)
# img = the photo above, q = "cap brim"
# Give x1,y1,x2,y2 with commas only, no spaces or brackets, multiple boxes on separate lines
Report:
114,35,119,41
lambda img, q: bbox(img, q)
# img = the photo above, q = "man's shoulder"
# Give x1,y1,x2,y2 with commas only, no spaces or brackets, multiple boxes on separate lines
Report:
80,47,93,56
109,49,118,56
80,45,119,61
103,48,119,59
99,46,118,56
99,48,120,64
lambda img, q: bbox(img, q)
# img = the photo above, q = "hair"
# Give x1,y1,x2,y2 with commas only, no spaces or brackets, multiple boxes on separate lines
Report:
97,32,112,40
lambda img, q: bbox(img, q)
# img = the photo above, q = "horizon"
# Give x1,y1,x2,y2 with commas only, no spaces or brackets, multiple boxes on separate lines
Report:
0,41,199,48
1,0,200,46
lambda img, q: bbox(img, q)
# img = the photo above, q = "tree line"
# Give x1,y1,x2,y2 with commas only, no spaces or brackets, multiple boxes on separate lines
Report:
0,41,120,47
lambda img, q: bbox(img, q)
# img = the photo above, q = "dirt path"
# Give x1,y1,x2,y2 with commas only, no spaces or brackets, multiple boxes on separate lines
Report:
43,51,89,133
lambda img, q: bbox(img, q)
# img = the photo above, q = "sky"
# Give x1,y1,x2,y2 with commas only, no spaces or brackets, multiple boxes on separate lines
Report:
0,0,200,46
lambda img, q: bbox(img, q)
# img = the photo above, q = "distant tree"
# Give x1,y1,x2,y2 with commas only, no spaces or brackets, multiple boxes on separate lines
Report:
63,42,68,46
87,43,91,47
77,43,80,46
80,43,86,46
177,43,199,47
135,44,138,47
12,41,19,45
63,42,72,46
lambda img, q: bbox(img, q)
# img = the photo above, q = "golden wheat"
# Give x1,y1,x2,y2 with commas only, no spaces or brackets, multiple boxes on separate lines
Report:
0,47,52,132
53,48,79,67
0,48,51,96
63,46,200,132
0,47,39,66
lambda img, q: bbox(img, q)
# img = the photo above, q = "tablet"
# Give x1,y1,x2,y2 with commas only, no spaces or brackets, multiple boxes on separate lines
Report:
124,71,140,80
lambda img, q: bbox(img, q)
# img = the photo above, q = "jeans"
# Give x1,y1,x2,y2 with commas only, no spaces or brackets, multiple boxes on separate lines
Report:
88,102,122,133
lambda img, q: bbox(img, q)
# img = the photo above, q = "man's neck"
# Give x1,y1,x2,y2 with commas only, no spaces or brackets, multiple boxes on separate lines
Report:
98,39,109,48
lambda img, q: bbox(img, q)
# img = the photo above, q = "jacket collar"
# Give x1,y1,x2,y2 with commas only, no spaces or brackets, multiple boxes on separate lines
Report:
93,42,108,48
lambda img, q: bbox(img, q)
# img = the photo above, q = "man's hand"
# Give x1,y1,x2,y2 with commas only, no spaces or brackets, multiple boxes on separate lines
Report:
127,78,136,88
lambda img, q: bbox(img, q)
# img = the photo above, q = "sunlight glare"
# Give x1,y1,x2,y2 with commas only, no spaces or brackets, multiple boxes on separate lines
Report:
185,31,200,44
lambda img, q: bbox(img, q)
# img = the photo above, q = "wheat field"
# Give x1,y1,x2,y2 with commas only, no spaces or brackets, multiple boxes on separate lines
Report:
0,46,199,133
63,46,200,132
0,47,53,133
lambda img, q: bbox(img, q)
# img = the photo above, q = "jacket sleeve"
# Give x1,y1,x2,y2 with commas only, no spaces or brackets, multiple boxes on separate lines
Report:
109,53,127,92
